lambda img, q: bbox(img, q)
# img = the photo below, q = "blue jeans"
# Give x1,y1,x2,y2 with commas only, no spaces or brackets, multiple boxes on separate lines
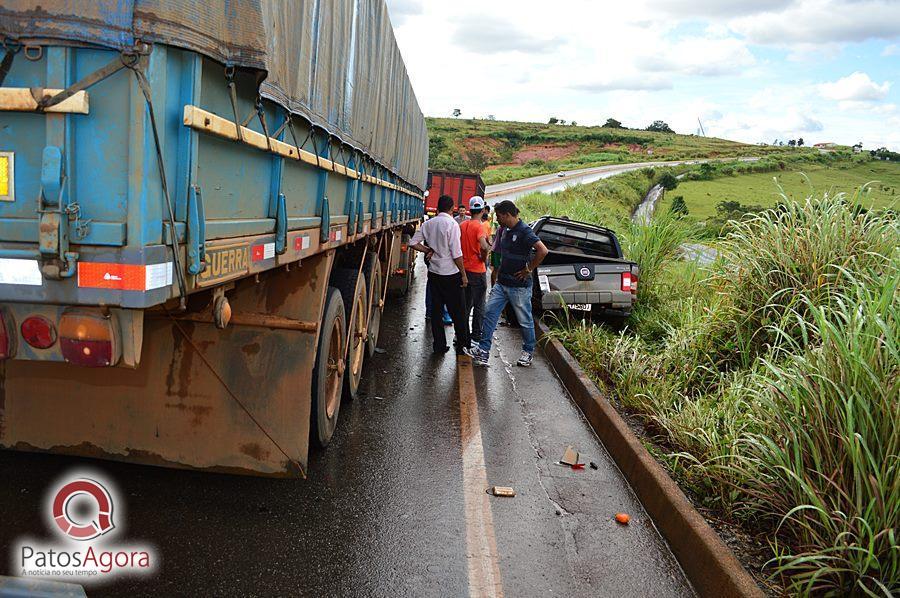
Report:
478,282,536,354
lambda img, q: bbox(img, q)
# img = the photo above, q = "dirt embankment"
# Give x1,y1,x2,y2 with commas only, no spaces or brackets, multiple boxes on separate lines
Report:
603,142,645,153
511,143,579,163
457,136,504,162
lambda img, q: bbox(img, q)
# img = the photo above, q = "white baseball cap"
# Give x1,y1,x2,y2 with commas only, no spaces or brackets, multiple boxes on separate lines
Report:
468,196,485,210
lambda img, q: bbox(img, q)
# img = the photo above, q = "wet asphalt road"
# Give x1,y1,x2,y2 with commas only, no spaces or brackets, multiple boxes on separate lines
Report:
0,258,693,597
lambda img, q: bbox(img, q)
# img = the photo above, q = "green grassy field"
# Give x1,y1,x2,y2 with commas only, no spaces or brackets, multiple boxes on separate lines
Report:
661,161,900,219
427,117,799,185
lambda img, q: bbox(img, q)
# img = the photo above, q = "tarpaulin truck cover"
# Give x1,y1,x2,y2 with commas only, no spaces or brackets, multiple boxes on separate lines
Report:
0,0,428,191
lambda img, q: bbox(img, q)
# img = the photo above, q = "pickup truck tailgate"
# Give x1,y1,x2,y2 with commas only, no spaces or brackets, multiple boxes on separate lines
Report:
536,260,635,310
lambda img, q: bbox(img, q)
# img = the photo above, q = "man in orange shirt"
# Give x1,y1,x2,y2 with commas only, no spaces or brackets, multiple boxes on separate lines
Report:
460,196,491,346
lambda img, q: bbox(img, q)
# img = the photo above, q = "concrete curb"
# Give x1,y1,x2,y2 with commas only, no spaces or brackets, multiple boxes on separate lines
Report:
536,321,764,598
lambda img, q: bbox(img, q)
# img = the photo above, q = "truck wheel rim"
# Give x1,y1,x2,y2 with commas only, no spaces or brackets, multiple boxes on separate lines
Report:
369,272,382,346
325,315,344,419
350,289,366,378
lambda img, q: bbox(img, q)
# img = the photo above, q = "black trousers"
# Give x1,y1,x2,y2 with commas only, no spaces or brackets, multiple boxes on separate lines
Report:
428,271,470,353
465,270,487,341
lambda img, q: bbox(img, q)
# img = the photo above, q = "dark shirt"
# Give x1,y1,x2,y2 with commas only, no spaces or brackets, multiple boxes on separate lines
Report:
498,220,539,287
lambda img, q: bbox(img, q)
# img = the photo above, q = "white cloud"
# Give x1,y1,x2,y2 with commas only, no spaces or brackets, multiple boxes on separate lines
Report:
569,75,672,93
635,37,756,76
883,44,900,56
795,114,825,132
451,14,558,54
819,72,891,102
646,0,796,18
836,100,898,113
730,0,900,45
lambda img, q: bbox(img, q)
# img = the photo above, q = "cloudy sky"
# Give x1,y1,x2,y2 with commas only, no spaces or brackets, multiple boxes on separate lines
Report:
384,0,900,149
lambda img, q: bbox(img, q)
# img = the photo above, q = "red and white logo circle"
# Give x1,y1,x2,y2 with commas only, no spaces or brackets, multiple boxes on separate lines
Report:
51,478,115,541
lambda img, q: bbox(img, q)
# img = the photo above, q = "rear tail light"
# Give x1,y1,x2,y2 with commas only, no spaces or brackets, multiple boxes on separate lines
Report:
21,315,57,349
631,274,638,294
0,308,15,359
621,272,633,292
59,309,120,367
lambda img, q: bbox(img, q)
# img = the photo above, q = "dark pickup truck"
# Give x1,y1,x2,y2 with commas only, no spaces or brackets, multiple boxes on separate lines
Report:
530,217,639,322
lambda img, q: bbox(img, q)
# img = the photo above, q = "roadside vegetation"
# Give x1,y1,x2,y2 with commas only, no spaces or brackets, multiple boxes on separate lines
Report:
520,161,899,595
515,167,682,222
427,117,794,185
661,156,900,221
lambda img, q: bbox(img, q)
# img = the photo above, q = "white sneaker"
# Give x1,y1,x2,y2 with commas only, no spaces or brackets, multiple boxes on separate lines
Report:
517,351,533,367
469,346,490,367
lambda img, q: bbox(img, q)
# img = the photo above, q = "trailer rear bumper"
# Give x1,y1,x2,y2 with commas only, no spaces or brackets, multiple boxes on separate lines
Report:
0,250,336,476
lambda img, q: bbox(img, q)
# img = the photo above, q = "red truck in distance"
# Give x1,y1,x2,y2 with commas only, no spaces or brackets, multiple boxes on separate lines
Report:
425,170,485,216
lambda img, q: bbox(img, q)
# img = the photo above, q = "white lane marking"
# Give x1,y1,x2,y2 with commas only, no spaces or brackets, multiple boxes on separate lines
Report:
458,355,504,598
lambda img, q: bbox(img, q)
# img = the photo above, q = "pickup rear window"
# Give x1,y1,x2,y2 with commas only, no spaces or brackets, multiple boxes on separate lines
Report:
536,222,619,258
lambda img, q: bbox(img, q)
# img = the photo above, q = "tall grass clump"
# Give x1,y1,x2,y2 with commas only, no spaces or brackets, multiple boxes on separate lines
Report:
737,267,899,595
619,211,693,308
712,195,897,358
545,191,899,595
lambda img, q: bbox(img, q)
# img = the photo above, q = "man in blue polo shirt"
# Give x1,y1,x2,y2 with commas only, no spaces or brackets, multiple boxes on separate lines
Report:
470,200,548,367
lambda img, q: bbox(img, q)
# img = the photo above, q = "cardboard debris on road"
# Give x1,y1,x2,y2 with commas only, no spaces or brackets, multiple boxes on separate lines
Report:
560,446,579,466
488,486,516,497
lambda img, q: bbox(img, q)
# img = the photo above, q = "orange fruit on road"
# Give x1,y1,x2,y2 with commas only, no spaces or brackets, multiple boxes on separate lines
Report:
615,512,630,525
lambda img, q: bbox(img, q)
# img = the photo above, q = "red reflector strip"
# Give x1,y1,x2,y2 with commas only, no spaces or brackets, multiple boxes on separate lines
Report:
78,262,173,291
251,242,276,262
293,236,311,251
329,229,343,242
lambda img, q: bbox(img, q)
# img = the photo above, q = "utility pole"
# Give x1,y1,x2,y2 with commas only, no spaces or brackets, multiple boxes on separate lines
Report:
696,118,706,137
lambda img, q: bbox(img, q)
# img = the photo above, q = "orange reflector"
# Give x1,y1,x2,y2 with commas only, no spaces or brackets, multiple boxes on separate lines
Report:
77,262,172,291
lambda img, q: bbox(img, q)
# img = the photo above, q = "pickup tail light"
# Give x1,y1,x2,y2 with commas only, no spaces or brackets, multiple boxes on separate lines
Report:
59,309,120,367
0,308,15,359
621,272,633,292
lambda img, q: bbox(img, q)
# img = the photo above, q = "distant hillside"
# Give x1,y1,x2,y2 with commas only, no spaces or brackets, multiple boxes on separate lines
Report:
427,117,806,185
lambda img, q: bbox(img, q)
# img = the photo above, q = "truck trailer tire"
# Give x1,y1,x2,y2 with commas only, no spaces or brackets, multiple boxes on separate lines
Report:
402,234,415,286
364,253,383,358
311,287,346,448
388,233,413,296
332,268,368,401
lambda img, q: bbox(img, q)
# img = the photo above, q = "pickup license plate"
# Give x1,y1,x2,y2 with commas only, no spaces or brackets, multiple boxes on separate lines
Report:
567,303,591,312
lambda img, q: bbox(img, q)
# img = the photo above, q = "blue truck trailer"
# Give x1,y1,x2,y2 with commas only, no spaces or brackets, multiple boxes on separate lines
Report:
0,1,426,476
